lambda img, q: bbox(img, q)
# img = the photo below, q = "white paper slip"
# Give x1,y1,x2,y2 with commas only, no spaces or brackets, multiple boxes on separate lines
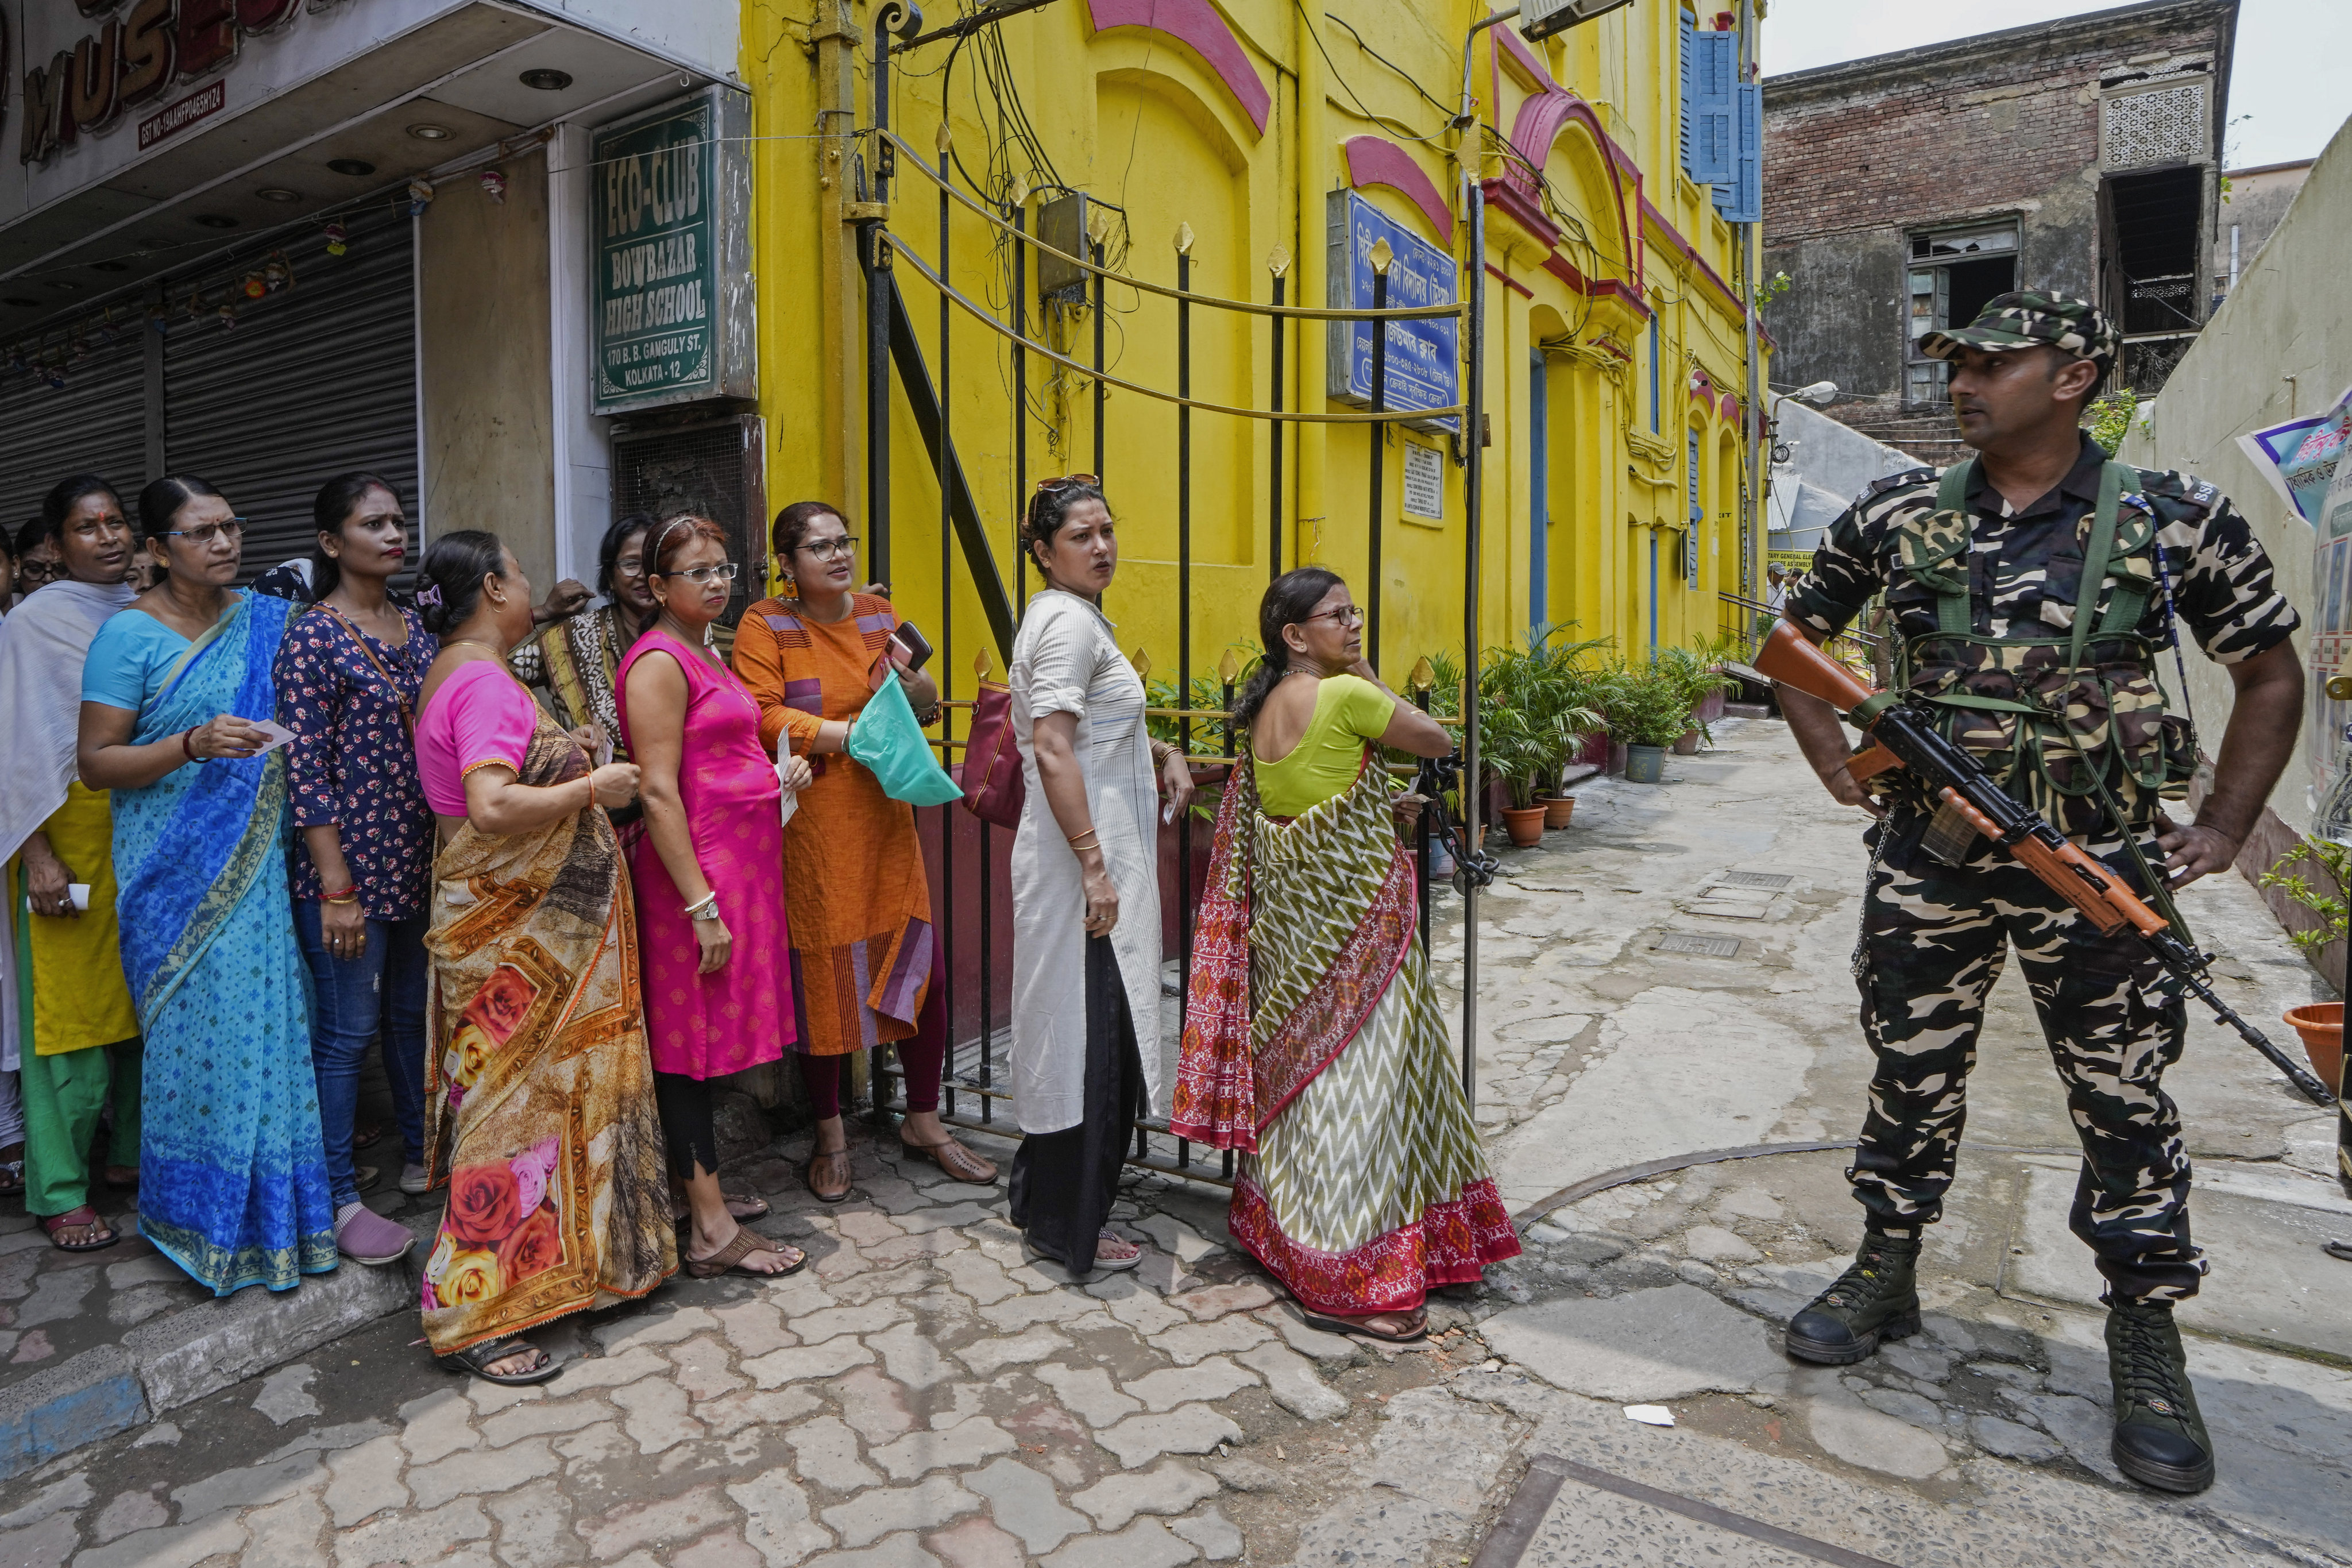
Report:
247,719,298,755
777,738,801,828
1623,1404,1675,1427
66,883,91,912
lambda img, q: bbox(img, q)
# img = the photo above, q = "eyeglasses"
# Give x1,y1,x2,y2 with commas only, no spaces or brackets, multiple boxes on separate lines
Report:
164,519,248,546
794,535,861,562
1300,605,1366,629
16,558,57,581
658,561,740,586
1034,473,1102,493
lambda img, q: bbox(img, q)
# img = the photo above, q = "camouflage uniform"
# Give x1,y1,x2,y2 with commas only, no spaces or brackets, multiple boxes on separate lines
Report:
1789,308,2299,1304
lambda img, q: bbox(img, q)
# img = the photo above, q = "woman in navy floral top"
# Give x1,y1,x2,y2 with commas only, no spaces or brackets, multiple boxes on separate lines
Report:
273,473,437,1266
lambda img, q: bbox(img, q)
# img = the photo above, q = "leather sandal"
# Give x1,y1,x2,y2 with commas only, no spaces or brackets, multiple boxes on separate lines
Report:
899,1134,998,1184
41,1206,119,1252
442,1336,561,1387
1299,1306,1428,1344
686,1226,807,1279
805,1148,853,1204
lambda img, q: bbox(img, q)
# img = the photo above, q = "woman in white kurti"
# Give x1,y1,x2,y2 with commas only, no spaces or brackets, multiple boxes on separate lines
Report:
1008,478,1194,1275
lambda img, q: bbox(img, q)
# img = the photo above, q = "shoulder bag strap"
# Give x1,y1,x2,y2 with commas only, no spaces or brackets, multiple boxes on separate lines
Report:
310,603,416,737
2068,462,2127,677
1923,459,1976,636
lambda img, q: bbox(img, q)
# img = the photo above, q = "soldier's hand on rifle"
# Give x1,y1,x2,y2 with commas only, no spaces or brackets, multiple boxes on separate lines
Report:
1819,759,1886,820
2153,813,2237,891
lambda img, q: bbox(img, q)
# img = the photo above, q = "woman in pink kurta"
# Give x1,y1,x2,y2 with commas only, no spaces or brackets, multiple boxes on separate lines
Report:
615,515,801,1279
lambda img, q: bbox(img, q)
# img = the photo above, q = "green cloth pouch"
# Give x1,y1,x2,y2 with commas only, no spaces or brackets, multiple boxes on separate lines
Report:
847,677,963,806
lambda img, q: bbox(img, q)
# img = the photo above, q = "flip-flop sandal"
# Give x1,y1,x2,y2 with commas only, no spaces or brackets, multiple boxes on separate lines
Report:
442,1337,561,1387
1299,1307,1428,1345
686,1226,807,1279
354,1123,385,1150
0,1160,24,1195
41,1206,120,1253
806,1150,853,1204
2325,1240,2352,1263
899,1136,999,1184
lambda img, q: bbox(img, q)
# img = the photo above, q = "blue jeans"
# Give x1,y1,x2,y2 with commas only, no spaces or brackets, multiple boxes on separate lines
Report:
295,901,429,1209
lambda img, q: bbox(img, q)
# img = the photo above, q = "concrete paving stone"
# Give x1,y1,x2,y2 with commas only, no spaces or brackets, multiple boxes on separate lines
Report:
549,1345,675,1394
1204,1457,1281,1493
1130,1216,1217,1268
1360,1387,1519,1513
1971,1414,2066,1462
669,1335,749,1402
1168,1507,1241,1562
835,1212,906,1246
976,1289,1099,1334
75,1508,250,1568
821,1476,979,1548
868,1323,957,1390
1162,1283,1273,1322
14,1267,95,1330
786,1415,883,1492
1967,1360,2044,1391
1801,1393,1953,1480
322,1432,410,1527
791,1302,912,1345
673,1528,769,1568
829,1263,940,1311
921,1515,1028,1568
1482,1283,1783,1401
961,1458,1089,1554
727,1472,832,1567
744,1338,876,1389
1093,1406,1243,1470
758,1272,838,1319
921,1382,994,1431
331,1496,492,1567
934,1253,1019,1307
169,1450,324,1523
410,1433,559,1508
800,1532,941,1568
90,1487,167,1545
860,1175,930,1216
893,1203,1001,1236
1150,1319,1271,1368
953,1327,1068,1378
713,1300,798,1358
1037,1516,1198,1568
2042,1341,2111,1407
1712,1185,1785,1223
700,1387,822,1439
1857,1386,1952,1432
1258,1309,1360,1365
1031,1364,1141,1428
613,1377,706,1454
1284,1492,1463,1568
868,1416,1016,1480
553,1419,631,1466
830,1367,918,1444
0,1512,76,1568
1085,1280,1185,1337
1879,1340,1955,1384
241,1488,329,1568
484,1393,620,1447
1234,1342,1347,1421
582,1482,736,1561
251,1364,322,1426
1681,1225,1763,1265
812,1242,871,1283
485,1478,574,1568
467,1368,554,1419
0,1473,90,1532
1117,1357,1256,1414
2000,1391,2122,1482
1069,1461,1219,1530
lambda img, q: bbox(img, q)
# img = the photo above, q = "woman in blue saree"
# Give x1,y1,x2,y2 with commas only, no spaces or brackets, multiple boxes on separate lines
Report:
78,475,337,1294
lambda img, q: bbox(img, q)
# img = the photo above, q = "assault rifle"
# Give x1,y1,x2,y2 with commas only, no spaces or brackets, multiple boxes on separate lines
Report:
1757,620,2335,1106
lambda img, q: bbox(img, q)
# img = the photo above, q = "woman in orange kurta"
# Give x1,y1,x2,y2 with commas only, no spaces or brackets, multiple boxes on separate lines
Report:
732,501,999,1200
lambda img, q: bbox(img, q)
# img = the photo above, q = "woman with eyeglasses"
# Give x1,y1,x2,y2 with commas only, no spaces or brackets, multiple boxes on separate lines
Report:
12,518,62,603
732,500,992,1203
511,512,661,768
1,476,145,1250
273,473,437,1266
615,515,803,1277
76,477,338,1293
1006,477,1194,1277
1172,569,1518,1343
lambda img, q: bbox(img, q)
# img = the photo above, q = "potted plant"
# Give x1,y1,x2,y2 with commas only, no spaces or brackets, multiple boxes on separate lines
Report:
1527,627,1608,828
2258,836,2350,1091
1476,644,1551,847
1593,659,1692,784
1654,644,1735,755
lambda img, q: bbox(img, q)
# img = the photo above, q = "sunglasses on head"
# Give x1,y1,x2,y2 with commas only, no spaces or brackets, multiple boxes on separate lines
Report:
1034,473,1102,495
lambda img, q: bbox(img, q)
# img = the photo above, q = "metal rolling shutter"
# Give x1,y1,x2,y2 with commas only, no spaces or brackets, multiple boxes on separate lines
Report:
163,206,418,577
0,332,148,539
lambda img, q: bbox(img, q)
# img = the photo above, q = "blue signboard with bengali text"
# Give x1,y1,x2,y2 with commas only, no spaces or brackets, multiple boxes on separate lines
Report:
1324,191,1459,435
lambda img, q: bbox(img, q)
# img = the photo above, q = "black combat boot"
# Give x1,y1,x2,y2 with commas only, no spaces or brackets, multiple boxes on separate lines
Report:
1783,1229,1922,1365
2107,1297,2215,1493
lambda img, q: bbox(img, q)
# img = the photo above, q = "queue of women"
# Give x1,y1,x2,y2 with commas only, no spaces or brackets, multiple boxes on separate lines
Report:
0,465,1515,1388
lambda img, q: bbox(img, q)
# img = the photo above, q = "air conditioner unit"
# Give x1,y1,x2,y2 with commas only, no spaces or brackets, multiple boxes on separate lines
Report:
1520,0,1637,43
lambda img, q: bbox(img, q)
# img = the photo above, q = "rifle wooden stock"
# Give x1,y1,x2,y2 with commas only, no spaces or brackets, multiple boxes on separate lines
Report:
1756,620,1875,710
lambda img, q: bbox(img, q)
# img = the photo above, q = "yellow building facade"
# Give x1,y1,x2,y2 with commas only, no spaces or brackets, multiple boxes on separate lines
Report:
740,0,1768,691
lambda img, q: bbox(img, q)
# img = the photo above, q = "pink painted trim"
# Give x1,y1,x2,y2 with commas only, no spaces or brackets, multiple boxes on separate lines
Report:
1086,0,1269,134
1501,95,1637,290
1480,175,1558,250
1537,248,1646,316
1485,262,1534,300
1496,24,1551,93
1343,136,1454,244
1639,195,1776,350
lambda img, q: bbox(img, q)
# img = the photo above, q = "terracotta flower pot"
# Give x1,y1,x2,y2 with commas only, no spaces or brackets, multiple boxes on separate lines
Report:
1501,805,1547,848
2283,1003,2345,1095
1540,795,1575,829
1671,728,1701,756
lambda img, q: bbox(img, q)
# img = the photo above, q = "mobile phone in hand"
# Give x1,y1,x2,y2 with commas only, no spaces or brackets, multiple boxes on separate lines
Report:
890,621,935,673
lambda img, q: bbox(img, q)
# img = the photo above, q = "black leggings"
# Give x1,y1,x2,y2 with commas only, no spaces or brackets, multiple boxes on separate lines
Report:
652,1072,720,1183
1006,936,1143,1273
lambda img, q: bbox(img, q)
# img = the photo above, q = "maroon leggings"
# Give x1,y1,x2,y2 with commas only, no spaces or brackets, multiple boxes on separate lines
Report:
800,953,948,1118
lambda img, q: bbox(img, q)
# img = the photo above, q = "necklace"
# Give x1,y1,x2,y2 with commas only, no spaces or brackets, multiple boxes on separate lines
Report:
443,638,506,657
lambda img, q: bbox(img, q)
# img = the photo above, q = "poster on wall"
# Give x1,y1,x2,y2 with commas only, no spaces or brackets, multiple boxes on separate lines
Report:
2308,443,2352,842
591,86,756,416
2234,387,2352,526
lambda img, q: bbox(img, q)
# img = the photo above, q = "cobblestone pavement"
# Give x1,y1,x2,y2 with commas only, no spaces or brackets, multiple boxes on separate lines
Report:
2,718,2347,1566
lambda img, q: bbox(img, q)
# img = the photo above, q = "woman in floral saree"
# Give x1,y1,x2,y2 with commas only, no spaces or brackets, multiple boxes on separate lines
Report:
1173,569,1519,1341
411,530,675,1384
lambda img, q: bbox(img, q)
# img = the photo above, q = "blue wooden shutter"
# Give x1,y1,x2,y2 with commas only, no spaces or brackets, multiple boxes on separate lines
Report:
1682,22,1736,189
1714,80,1763,223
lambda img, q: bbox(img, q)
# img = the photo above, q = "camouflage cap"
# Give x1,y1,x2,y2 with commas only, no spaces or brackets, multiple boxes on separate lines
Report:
1917,291,2121,369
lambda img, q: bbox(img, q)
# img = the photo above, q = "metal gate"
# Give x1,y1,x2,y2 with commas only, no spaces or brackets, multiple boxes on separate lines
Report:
848,2,1492,1183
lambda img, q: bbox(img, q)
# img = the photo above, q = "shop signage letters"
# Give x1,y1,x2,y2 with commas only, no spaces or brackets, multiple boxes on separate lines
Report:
16,0,312,167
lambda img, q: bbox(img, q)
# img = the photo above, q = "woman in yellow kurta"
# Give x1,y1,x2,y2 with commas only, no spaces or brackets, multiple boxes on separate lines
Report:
732,501,997,1200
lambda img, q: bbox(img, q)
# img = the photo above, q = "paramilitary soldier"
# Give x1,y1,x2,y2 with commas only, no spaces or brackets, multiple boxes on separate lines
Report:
1775,292,2305,1494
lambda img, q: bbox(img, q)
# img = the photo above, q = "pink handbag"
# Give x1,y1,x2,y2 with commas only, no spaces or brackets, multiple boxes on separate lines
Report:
960,677,1025,829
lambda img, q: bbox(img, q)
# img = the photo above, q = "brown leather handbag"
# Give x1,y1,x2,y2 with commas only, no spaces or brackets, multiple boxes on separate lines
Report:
959,677,1025,828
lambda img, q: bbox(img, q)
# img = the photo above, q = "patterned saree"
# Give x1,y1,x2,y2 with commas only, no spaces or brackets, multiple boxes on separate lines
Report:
1173,753,1519,1313
419,711,675,1354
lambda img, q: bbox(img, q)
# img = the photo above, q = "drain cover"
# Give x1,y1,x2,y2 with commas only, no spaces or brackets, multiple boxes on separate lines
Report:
1716,871,1793,891
1653,932,1741,957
